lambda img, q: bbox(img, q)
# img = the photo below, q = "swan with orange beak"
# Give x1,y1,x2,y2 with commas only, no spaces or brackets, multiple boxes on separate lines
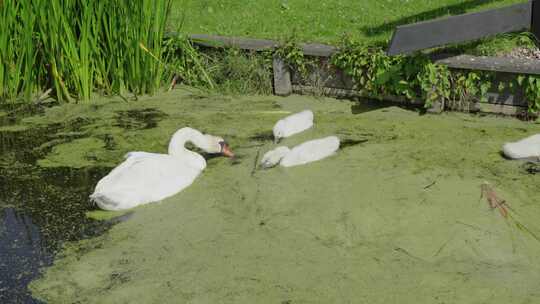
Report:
91,127,235,211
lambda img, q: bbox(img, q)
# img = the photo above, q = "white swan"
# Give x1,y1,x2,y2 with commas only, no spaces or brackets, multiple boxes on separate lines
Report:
273,110,314,142
502,134,540,160
261,136,340,168
90,127,234,211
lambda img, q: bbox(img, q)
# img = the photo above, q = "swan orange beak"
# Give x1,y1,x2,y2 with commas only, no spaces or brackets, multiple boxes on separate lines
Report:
221,143,235,158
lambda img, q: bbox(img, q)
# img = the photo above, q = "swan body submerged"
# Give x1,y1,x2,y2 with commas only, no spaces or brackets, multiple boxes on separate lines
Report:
90,127,233,211
502,134,540,160
273,110,314,142
261,136,340,168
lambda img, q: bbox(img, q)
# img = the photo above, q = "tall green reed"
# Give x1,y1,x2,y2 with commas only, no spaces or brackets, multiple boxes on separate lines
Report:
0,0,38,101
0,0,180,103
98,0,172,97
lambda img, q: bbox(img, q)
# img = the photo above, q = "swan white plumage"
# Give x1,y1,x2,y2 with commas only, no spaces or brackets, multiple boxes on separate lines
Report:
90,127,234,211
273,110,314,142
260,146,291,168
261,136,340,168
502,134,540,159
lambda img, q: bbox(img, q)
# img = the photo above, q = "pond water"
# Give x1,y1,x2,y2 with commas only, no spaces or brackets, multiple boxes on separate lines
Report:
2,91,540,303
0,104,117,303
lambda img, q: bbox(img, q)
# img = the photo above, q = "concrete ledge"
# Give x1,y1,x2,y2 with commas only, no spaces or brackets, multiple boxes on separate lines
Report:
189,34,337,57
433,54,540,76
471,102,528,116
273,57,293,96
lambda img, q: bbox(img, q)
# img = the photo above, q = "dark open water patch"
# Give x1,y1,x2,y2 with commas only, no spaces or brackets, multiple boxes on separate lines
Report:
0,165,117,303
0,113,122,303
114,108,167,130
0,116,96,165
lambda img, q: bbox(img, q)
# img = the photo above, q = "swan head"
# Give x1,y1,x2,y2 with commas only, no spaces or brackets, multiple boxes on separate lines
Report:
273,126,284,144
260,146,291,168
205,135,235,158
169,128,234,158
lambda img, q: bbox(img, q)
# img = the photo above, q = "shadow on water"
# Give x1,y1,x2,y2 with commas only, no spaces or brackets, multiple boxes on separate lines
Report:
0,112,125,303
359,0,508,37
114,108,167,130
202,153,226,162
229,154,246,166
523,162,540,175
340,139,369,149
351,99,424,115
202,153,246,167
248,131,274,142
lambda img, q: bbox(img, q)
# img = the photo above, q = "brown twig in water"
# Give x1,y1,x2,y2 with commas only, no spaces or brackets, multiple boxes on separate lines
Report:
479,183,540,242
168,75,179,91
480,182,509,218
423,181,437,189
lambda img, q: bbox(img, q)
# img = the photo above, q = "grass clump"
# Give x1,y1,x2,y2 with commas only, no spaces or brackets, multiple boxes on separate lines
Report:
204,49,273,95
172,46,274,95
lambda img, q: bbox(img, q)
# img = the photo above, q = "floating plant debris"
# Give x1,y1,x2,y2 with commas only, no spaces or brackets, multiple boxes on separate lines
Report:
480,182,509,218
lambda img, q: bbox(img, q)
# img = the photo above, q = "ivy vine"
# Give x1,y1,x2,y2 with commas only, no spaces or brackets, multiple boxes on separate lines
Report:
274,39,312,78
274,36,540,114
519,75,540,113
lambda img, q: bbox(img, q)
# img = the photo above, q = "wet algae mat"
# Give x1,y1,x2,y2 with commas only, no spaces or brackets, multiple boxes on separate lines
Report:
0,102,122,302
9,89,538,303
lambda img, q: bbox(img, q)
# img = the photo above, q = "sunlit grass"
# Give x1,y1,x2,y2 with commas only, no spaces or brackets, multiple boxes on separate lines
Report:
171,0,527,48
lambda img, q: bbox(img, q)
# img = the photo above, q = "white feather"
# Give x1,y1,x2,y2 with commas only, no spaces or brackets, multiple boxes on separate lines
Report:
260,136,340,168
502,134,540,159
272,110,314,141
260,146,291,168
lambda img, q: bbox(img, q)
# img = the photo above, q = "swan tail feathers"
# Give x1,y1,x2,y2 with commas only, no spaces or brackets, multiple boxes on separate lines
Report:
90,192,121,211
124,151,148,159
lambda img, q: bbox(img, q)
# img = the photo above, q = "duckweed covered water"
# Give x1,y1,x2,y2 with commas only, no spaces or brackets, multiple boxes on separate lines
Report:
0,104,122,303
6,88,539,303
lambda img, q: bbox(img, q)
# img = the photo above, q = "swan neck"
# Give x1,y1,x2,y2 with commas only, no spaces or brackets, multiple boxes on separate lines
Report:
168,128,207,157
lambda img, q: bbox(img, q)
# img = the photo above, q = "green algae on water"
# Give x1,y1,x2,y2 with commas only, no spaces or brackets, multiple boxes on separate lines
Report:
37,138,107,168
86,210,133,222
25,89,540,303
